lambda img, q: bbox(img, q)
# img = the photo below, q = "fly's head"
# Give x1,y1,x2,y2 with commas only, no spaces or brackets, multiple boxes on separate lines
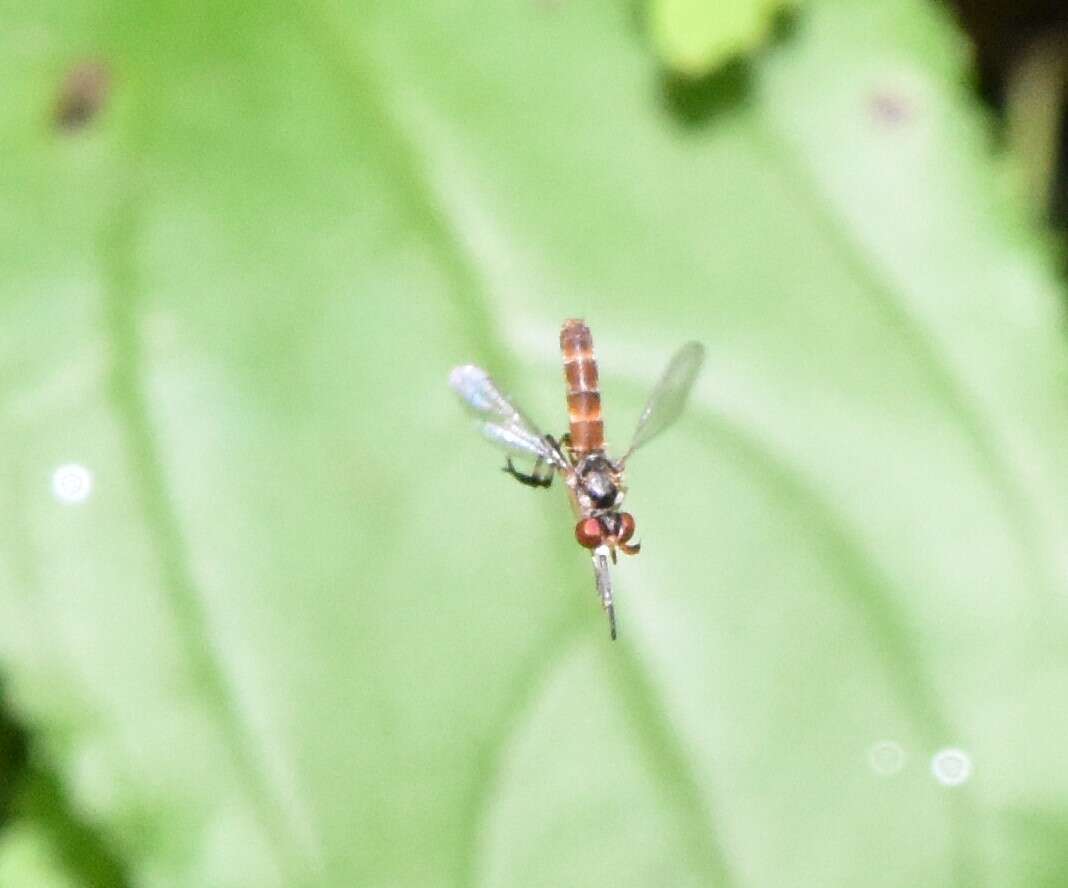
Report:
574,511,640,560
574,453,625,513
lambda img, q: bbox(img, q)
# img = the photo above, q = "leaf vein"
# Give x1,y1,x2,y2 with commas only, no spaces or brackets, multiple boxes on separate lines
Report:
99,182,317,880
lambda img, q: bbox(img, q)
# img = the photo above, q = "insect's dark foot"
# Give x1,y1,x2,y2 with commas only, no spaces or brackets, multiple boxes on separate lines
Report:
503,459,552,489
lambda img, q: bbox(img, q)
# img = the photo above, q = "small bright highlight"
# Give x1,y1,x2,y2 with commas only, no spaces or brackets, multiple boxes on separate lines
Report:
51,463,93,504
868,740,905,776
930,747,972,786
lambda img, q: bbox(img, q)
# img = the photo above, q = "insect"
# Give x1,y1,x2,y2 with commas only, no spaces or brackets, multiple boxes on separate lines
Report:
449,319,704,640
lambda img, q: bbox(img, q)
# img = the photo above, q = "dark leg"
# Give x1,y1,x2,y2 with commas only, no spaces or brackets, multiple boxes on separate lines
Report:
503,458,553,488
555,433,574,463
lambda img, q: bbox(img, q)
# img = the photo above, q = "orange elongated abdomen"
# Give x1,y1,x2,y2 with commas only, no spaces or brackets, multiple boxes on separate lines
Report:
560,319,604,455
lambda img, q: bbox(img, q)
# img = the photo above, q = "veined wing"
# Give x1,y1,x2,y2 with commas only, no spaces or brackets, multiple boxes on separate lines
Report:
449,364,563,465
621,341,705,463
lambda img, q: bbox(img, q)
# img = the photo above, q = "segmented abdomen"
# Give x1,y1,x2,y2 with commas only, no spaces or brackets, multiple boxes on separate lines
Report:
560,319,604,455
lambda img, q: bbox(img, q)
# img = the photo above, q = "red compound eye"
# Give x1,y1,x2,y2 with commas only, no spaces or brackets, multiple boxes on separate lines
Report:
617,512,636,543
575,517,604,549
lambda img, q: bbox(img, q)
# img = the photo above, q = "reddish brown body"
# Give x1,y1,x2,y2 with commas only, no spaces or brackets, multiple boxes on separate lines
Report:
560,319,604,456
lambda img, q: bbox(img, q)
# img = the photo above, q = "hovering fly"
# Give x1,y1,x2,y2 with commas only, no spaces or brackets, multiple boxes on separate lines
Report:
449,319,704,640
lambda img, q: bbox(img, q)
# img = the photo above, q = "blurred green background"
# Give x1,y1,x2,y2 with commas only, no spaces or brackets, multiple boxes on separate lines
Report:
3,0,1068,885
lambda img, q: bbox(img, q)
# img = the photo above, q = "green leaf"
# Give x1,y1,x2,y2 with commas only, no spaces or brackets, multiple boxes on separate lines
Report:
0,824,79,888
650,0,798,77
2,0,1068,886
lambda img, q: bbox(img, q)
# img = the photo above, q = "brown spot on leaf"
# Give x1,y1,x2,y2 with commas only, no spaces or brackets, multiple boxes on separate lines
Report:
870,91,912,127
54,60,111,132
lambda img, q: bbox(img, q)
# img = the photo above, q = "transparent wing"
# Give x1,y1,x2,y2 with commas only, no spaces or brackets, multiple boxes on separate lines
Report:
449,364,562,464
622,341,705,462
